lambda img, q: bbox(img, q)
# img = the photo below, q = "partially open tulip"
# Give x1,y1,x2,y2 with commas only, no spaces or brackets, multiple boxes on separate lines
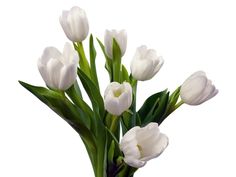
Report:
120,122,168,168
104,29,127,58
131,45,164,81
104,82,132,116
180,71,218,105
60,6,89,42
38,43,79,90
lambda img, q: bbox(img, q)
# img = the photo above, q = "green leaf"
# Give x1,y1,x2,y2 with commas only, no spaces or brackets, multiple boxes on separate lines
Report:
138,89,169,125
112,39,122,83
66,83,93,120
160,86,181,123
97,38,113,81
19,81,97,168
166,86,181,113
153,92,169,125
19,81,90,128
121,110,135,135
95,125,107,177
121,65,130,83
89,34,100,89
77,68,105,119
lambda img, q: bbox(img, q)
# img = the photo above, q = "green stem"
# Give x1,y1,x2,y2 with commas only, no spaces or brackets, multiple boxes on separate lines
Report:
131,79,138,127
75,42,91,78
174,100,184,110
110,115,119,134
164,100,184,120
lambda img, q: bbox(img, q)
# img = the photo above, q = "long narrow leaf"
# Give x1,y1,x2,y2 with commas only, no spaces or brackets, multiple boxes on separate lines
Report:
138,89,169,126
97,38,113,81
19,81,97,167
77,68,105,119
89,34,100,89
112,39,122,83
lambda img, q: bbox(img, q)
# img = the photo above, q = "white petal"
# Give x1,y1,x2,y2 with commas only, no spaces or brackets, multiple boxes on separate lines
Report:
60,6,89,42
131,46,163,81
146,49,157,60
104,30,113,58
104,92,121,115
37,61,50,87
60,11,74,41
40,47,62,65
104,82,121,98
136,123,160,146
180,71,218,105
196,84,218,104
140,133,169,161
123,157,146,168
187,71,206,80
62,42,79,64
59,64,77,90
120,126,139,145
104,29,127,58
180,75,208,105
117,29,127,56
46,58,63,89
118,92,131,113
131,58,154,80
136,45,148,59
153,56,164,74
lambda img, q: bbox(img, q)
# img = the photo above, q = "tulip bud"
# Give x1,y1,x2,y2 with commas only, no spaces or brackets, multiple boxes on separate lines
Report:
120,122,168,168
104,29,127,58
180,71,218,105
60,6,89,42
130,45,164,81
104,82,132,116
38,43,79,90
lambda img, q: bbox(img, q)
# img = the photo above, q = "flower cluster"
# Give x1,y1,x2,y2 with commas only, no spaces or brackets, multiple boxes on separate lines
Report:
20,6,218,177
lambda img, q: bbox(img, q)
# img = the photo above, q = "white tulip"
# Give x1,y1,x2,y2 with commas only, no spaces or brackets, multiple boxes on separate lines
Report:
120,122,168,168
180,71,218,105
131,45,164,81
60,6,89,42
38,43,79,90
104,29,127,58
104,82,132,116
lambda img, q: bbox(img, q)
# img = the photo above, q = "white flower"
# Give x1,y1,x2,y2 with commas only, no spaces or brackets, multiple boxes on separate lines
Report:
38,43,79,90
180,71,218,105
104,29,127,58
60,6,89,42
131,45,164,81
104,82,132,116
120,122,168,168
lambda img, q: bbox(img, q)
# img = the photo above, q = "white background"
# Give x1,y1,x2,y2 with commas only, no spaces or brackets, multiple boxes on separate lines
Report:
0,0,235,176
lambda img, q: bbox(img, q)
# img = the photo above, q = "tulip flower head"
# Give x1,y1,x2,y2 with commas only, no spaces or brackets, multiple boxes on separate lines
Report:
180,71,218,105
60,6,89,42
38,43,79,90
131,45,164,81
104,29,127,58
104,82,132,116
120,122,169,168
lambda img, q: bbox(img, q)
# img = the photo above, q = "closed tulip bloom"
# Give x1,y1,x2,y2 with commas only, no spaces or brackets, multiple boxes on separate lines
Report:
104,82,132,116
131,45,164,81
180,71,218,105
120,122,168,168
104,29,127,58
60,6,89,42
38,43,79,90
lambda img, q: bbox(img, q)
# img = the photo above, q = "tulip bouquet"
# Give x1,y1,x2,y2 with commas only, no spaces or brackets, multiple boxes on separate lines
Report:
19,6,218,177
